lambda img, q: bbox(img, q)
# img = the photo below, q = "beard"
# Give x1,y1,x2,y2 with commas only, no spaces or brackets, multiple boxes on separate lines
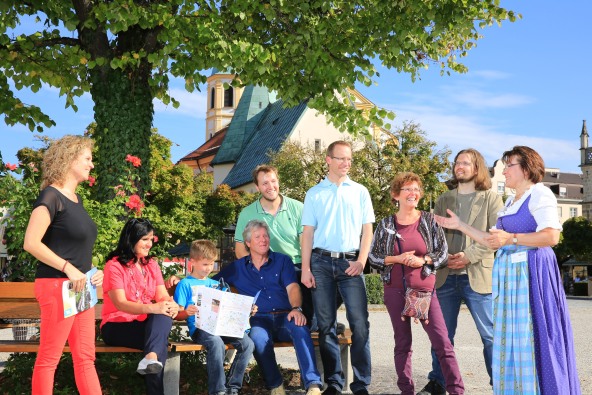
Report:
456,173,476,184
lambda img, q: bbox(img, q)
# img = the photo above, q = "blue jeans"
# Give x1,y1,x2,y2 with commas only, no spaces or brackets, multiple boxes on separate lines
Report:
249,312,322,390
191,329,254,395
311,253,371,393
428,274,493,387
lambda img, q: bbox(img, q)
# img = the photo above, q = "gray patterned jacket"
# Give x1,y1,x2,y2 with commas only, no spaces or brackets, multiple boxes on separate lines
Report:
368,211,448,284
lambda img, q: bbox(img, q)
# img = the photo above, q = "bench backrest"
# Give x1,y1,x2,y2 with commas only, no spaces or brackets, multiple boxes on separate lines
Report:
0,282,105,321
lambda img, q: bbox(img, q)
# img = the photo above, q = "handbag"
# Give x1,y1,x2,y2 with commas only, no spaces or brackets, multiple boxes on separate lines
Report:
395,228,434,324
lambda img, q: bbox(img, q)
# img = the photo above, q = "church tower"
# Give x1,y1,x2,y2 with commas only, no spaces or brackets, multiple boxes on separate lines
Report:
205,69,244,142
579,120,592,220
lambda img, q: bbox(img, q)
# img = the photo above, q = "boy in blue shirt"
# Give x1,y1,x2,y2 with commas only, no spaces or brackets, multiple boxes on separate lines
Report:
174,240,254,395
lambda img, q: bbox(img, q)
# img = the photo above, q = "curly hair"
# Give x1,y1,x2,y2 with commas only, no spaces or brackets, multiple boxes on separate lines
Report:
41,135,94,189
390,172,423,198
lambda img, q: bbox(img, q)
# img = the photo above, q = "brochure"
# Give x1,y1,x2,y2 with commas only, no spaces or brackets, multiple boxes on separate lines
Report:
62,267,98,318
192,286,255,338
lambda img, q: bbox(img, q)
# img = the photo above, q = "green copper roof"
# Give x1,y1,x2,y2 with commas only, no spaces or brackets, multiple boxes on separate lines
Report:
211,85,277,165
220,99,308,188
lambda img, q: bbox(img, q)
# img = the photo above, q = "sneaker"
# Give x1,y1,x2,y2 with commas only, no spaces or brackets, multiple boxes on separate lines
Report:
306,385,322,395
136,357,163,375
270,384,286,395
322,387,342,395
417,379,446,395
336,322,346,336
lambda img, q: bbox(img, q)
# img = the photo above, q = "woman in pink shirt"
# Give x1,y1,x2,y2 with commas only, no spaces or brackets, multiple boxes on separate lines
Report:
100,218,178,395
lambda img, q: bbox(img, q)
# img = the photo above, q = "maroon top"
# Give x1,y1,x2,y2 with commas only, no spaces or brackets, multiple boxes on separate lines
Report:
385,217,435,292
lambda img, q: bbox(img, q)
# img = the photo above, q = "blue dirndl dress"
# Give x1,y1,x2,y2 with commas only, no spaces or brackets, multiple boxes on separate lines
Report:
493,195,580,395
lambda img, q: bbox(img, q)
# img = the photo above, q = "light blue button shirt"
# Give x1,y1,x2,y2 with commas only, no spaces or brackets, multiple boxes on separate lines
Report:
301,176,375,252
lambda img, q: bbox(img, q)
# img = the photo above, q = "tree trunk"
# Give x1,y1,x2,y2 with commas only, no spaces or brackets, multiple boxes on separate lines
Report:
90,67,153,200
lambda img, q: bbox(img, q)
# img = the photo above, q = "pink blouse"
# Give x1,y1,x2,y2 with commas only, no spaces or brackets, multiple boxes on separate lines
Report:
100,257,165,328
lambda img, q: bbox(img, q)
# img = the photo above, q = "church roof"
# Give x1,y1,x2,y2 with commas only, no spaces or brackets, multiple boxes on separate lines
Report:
177,128,227,163
211,85,277,165
220,99,308,188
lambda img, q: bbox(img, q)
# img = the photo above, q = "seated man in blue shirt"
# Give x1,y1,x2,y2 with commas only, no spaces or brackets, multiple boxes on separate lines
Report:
214,219,322,395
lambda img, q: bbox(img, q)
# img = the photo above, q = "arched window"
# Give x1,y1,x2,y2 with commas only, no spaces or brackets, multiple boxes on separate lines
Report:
223,87,233,107
210,88,215,109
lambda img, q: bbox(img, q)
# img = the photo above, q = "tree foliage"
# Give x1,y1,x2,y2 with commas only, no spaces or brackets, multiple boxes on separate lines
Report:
269,122,451,220
554,216,592,263
1,1,518,197
0,130,249,281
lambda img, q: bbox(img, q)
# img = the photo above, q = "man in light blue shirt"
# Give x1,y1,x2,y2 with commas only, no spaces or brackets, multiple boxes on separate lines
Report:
301,140,375,395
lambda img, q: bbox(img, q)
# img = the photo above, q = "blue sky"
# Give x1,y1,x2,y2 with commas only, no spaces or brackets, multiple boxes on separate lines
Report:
1,0,590,174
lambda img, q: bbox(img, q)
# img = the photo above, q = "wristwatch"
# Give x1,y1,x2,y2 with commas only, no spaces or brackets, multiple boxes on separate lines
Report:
512,233,518,245
291,306,303,313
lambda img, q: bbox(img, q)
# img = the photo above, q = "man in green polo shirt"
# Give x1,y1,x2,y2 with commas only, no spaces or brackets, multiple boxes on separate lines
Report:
234,164,344,334
234,165,303,265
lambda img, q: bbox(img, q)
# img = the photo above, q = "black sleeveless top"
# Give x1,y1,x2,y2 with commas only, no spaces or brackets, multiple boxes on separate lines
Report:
33,186,97,278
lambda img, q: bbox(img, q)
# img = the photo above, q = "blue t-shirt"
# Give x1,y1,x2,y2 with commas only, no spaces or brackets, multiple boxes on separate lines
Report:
173,275,219,336
213,252,296,314
302,176,375,252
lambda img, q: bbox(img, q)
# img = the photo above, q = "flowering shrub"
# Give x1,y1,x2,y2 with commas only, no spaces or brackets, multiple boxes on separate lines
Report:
0,145,255,281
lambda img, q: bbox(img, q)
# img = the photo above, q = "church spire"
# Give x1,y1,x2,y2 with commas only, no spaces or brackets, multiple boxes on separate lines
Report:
581,119,590,166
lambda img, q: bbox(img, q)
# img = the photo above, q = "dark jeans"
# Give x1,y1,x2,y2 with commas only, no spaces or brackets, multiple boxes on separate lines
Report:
310,253,371,393
101,314,173,395
295,263,343,332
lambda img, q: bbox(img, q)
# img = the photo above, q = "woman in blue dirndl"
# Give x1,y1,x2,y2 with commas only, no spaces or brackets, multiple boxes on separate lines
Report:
435,146,580,395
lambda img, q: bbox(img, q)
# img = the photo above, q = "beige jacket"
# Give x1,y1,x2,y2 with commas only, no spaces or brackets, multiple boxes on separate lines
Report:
434,189,504,294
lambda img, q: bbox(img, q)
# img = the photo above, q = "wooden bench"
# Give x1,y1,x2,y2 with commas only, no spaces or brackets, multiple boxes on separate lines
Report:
0,282,353,393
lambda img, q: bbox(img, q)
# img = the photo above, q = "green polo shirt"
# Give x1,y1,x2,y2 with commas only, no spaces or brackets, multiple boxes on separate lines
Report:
234,195,303,264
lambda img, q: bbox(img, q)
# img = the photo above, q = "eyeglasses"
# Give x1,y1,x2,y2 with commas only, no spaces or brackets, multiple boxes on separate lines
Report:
503,163,521,170
331,156,353,164
454,161,472,167
400,187,421,193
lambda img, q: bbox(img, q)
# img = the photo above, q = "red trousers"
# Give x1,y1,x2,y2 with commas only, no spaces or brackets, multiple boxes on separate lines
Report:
32,278,101,395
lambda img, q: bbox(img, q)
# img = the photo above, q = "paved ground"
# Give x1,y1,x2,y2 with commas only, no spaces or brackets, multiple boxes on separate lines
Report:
2,299,590,394
273,298,592,394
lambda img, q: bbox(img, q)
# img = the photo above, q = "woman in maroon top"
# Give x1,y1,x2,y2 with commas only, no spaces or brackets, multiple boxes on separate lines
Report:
369,172,464,395
24,135,103,395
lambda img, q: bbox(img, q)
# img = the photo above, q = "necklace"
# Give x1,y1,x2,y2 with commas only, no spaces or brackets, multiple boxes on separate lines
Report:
128,262,149,301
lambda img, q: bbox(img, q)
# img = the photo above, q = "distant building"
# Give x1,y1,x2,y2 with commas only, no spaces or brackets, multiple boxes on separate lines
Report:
487,124,585,224
179,69,384,193
490,161,583,225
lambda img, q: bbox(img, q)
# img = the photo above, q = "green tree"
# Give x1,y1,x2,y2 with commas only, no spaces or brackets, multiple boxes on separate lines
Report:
1,1,518,198
269,122,451,220
554,216,592,263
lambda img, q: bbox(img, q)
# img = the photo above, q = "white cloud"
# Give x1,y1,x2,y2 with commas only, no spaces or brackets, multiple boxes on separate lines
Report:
470,70,511,80
383,102,581,173
153,88,207,119
444,88,535,109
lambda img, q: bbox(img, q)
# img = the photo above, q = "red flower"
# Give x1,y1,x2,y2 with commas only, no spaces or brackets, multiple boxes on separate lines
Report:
125,194,145,214
153,235,159,243
88,176,96,187
125,154,142,167
5,163,17,171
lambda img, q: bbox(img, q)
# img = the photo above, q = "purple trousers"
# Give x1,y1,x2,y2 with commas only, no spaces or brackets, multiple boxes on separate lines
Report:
384,286,464,395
